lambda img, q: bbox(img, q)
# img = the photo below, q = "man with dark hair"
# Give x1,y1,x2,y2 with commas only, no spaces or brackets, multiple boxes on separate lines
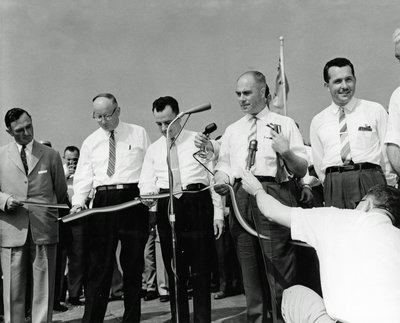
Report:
241,170,400,322
139,96,224,322
69,93,151,323
214,71,308,322
0,108,67,323
310,57,393,208
385,28,400,184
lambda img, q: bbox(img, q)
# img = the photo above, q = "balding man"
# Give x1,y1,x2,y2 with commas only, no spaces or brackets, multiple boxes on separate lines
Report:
214,71,308,322
385,28,400,184
70,93,151,323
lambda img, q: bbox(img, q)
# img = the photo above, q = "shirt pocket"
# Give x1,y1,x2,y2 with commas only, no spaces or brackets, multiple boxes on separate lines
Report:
354,129,378,149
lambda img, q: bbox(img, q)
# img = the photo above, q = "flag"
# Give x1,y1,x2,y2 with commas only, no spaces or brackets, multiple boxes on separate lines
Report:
270,60,289,114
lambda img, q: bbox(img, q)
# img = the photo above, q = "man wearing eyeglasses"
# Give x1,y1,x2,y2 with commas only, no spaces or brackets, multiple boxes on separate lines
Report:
69,93,151,323
240,170,400,323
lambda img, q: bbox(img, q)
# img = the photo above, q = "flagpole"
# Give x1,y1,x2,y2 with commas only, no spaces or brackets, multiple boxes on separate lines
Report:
279,36,287,116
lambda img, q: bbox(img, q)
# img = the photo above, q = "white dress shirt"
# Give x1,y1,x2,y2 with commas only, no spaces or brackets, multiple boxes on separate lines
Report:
138,129,224,220
72,121,151,206
215,107,307,182
310,97,391,183
291,206,400,323
385,86,400,147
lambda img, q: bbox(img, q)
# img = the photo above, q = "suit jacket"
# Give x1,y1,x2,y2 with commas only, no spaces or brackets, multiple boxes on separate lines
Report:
0,140,67,247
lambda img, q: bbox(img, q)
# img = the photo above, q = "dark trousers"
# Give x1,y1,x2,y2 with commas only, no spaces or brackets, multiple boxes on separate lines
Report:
214,216,242,295
324,168,386,209
66,219,87,299
157,189,214,323
82,185,149,323
230,180,298,323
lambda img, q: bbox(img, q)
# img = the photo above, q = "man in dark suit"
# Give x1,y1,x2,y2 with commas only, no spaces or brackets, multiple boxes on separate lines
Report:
0,108,67,323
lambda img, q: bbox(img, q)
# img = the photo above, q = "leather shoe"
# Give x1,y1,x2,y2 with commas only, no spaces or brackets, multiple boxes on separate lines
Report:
144,290,158,301
214,291,226,300
53,303,68,312
69,297,83,306
159,294,170,302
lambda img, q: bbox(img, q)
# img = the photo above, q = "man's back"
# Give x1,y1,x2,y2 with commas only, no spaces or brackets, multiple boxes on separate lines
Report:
291,207,400,322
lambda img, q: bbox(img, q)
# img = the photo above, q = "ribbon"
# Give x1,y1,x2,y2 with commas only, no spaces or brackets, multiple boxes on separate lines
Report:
59,184,311,248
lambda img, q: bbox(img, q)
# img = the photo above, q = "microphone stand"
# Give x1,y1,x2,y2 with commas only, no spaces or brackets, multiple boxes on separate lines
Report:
166,114,184,323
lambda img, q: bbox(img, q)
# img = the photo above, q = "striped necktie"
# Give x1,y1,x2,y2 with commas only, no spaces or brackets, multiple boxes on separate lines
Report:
248,115,258,142
20,144,28,175
339,107,351,164
107,130,116,177
170,140,182,198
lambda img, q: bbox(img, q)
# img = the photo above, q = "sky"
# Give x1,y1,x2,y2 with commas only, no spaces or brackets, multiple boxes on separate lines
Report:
1,0,399,153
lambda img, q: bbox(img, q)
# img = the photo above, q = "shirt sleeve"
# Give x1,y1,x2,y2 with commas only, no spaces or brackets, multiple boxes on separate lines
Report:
138,145,159,195
72,140,95,206
310,117,325,183
374,104,393,181
385,89,400,146
215,128,234,184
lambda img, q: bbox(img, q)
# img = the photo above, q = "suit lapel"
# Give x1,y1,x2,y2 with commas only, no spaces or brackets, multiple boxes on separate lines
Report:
8,142,26,175
29,141,43,175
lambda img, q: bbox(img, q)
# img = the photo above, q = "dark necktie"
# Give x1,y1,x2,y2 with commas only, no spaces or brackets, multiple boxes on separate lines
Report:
107,130,116,177
20,144,28,175
339,107,351,164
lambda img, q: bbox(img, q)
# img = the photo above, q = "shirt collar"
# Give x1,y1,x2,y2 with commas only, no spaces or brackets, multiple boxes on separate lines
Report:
246,106,269,122
331,97,357,114
100,121,122,137
15,140,33,153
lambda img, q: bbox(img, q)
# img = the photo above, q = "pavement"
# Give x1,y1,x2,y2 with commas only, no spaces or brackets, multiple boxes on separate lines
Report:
52,293,247,323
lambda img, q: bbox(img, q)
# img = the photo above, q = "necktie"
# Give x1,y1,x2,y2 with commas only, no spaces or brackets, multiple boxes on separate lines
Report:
246,116,258,168
248,115,258,142
107,130,116,177
170,140,182,199
20,144,28,175
339,107,351,164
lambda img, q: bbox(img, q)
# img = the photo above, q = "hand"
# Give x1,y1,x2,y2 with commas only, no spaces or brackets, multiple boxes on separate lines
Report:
270,130,289,156
67,164,76,176
214,219,224,240
194,133,212,150
214,171,230,196
141,192,157,208
6,196,23,212
241,170,263,196
70,205,84,214
300,186,314,204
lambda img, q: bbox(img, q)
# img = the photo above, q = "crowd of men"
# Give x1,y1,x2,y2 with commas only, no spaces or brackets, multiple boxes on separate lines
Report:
0,28,399,323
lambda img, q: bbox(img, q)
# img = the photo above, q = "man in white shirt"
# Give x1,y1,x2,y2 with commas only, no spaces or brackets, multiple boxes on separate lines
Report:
310,57,391,208
70,93,151,323
385,28,400,183
139,96,224,322
214,71,308,322
240,169,400,323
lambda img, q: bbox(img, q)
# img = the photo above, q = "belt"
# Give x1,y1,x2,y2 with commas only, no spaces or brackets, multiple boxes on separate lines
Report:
235,176,276,184
96,183,138,192
326,163,380,174
159,183,207,194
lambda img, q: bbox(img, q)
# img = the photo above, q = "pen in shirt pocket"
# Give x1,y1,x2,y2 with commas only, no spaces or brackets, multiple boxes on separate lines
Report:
129,144,131,150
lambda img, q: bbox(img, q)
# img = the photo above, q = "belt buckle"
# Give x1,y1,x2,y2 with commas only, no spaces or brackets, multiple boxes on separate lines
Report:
116,184,124,189
342,165,355,171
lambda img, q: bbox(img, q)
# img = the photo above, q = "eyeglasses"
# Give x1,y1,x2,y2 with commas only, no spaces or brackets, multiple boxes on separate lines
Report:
93,107,117,122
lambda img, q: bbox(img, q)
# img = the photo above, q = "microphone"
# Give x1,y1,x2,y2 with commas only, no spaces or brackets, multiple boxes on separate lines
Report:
203,123,217,135
246,140,258,170
178,103,211,118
